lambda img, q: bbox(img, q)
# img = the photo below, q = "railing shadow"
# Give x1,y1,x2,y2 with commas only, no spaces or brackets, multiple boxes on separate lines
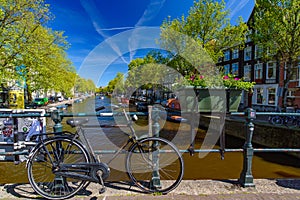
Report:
103,181,148,194
3,183,41,199
2,181,146,199
276,179,300,190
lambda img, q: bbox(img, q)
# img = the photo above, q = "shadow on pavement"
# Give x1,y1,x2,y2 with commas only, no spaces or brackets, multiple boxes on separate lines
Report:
4,183,41,199
2,181,146,199
276,179,300,190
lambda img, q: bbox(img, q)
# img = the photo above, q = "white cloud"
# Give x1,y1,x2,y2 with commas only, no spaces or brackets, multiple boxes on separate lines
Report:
129,0,166,61
227,0,251,20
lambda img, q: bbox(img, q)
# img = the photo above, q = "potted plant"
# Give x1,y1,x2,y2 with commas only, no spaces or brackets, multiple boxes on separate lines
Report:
176,74,255,113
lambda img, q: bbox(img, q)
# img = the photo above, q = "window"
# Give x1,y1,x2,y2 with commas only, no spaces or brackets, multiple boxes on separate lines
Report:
266,61,276,79
224,50,230,61
267,46,276,56
244,46,252,61
245,29,252,43
256,88,263,104
285,62,300,81
232,49,239,59
255,45,263,59
218,57,223,63
268,88,276,105
224,64,230,75
254,63,263,80
243,64,251,81
232,62,239,75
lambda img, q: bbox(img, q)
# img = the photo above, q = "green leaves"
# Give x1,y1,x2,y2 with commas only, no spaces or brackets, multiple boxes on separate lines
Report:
0,0,82,98
253,0,300,106
160,0,248,73
185,73,255,90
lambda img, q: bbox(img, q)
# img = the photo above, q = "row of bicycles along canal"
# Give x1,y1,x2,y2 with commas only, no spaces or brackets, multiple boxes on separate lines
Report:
268,108,300,128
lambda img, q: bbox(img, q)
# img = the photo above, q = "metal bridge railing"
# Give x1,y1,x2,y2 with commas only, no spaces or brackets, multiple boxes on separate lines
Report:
0,107,300,188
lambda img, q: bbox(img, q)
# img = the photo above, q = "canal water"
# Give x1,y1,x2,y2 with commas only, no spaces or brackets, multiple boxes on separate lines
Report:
0,96,300,184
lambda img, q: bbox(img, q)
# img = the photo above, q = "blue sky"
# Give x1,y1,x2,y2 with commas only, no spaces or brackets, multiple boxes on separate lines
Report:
45,0,254,87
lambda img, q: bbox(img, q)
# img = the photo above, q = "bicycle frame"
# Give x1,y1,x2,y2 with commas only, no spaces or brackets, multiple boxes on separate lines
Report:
26,109,142,184
26,107,184,199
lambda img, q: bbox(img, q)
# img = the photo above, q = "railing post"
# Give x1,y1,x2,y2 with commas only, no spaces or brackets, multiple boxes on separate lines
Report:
51,110,63,133
50,109,65,190
152,106,160,138
239,108,256,187
150,106,161,189
12,110,20,164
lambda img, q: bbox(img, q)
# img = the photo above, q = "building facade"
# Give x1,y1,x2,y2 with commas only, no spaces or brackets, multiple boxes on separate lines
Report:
218,10,300,112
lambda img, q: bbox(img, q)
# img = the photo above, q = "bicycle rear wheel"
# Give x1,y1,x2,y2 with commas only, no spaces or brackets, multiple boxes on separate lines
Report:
27,137,90,200
270,116,283,125
126,137,184,194
284,116,298,128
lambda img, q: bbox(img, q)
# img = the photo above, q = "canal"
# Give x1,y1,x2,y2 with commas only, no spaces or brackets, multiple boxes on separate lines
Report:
0,96,300,184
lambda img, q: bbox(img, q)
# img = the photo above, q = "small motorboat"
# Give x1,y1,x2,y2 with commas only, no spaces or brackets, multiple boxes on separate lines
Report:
167,115,188,123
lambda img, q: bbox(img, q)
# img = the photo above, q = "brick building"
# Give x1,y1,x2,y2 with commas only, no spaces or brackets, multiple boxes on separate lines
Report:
218,9,300,111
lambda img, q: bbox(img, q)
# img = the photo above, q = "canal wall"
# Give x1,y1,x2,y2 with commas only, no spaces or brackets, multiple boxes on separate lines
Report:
199,115,300,158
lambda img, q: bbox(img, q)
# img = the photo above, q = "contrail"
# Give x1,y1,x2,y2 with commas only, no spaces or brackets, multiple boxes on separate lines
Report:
80,0,129,65
128,0,166,61
98,26,135,31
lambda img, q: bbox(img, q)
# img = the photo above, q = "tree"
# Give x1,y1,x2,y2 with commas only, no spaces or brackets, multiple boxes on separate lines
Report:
104,72,125,95
160,0,248,74
0,0,74,101
74,76,96,95
113,72,125,95
126,51,171,98
252,0,300,107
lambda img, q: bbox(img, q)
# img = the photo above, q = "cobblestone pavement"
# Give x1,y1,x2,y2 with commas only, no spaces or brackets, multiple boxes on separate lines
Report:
1,179,300,199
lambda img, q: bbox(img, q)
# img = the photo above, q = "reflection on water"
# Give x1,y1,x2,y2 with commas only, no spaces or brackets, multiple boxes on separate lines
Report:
0,96,300,184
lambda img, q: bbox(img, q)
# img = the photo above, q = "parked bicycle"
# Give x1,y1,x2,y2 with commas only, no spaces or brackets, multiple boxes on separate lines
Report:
268,107,300,128
26,107,184,200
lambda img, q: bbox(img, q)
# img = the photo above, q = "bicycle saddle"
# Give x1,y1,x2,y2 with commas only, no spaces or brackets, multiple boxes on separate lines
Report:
66,118,89,127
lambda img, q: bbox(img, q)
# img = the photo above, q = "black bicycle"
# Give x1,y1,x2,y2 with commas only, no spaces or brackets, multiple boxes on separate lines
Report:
26,107,184,200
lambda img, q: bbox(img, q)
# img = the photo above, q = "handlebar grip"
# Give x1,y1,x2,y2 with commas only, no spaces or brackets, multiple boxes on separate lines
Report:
95,106,105,112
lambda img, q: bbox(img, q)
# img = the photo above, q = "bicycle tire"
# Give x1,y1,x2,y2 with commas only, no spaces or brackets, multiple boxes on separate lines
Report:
270,116,283,125
126,137,184,194
27,137,91,200
284,116,298,128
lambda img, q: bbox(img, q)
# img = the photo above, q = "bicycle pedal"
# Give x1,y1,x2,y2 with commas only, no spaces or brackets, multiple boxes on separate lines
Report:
99,187,106,194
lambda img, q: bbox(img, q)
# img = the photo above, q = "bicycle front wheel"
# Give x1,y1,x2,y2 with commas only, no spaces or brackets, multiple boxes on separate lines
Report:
126,137,184,194
27,137,90,200
270,116,283,125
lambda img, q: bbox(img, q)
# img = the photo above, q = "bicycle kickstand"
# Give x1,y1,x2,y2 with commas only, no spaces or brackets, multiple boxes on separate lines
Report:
97,170,106,194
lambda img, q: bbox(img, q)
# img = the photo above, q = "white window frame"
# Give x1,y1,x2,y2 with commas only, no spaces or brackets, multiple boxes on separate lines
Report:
255,45,263,59
224,50,230,61
224,64,230,75
232,48,239,59
244,46,252,61
298,63,300,86
254,62,263,80
284,62,300,83
245,29,252,43
252,84,278,106
266,61,276,80
267,87,276,105
232,62,239,75
254,87,264,105
243,64,251,81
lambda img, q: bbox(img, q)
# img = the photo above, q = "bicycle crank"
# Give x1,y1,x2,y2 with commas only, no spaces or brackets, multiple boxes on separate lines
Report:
91,162,110,181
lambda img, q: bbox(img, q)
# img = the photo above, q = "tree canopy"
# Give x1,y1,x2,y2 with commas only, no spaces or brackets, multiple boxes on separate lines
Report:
252,0,300,106
0,0,94,101
159,0,248,75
